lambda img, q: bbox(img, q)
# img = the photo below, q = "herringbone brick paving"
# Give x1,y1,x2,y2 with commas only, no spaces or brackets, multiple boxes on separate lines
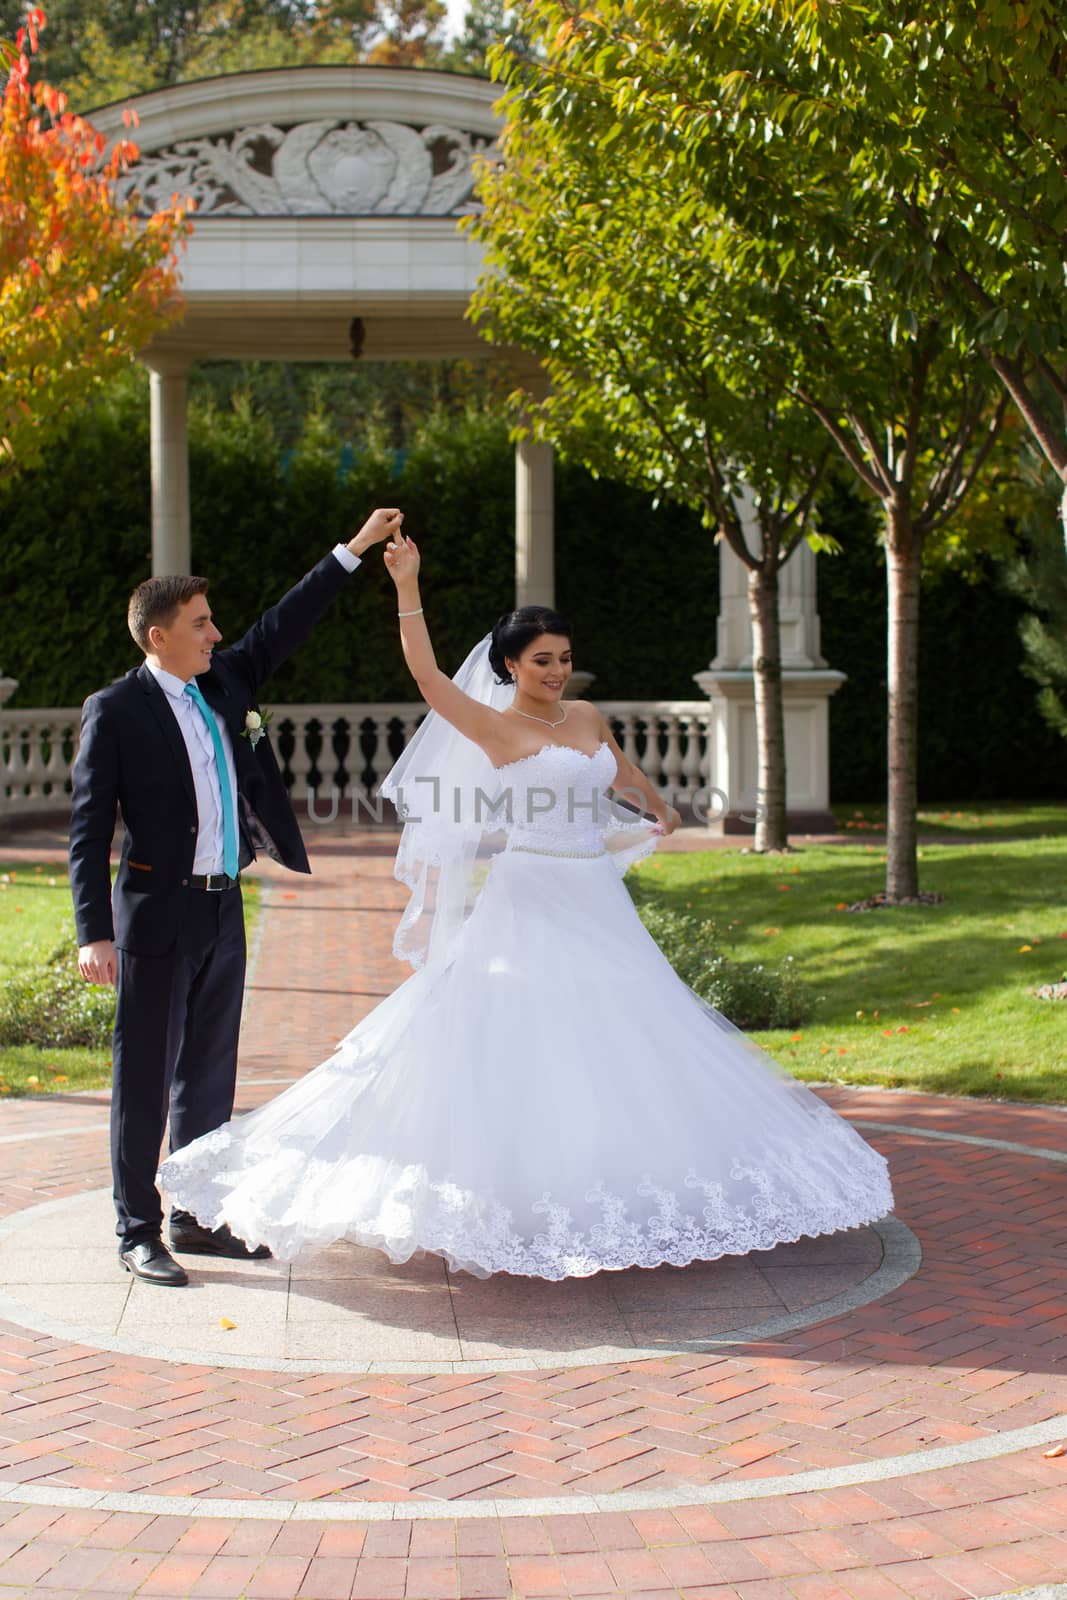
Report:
0,834,1063,1595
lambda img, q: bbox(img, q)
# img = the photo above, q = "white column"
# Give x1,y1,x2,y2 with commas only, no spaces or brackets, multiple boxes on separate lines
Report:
146,353,191,575
515,433,555,608
694,487,844,832
514,370,556,610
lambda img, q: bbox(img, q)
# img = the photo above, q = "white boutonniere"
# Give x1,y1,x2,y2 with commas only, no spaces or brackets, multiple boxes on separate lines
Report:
242,706,273,749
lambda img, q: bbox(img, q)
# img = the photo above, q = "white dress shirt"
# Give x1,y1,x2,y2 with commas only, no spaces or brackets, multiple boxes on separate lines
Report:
147,545,360,874
146,661,239,875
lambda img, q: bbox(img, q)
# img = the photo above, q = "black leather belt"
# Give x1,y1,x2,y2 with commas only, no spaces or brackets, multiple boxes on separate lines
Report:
187,873,240,891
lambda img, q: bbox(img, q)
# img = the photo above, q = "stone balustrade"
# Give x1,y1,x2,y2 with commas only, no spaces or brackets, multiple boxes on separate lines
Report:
0,702,715,824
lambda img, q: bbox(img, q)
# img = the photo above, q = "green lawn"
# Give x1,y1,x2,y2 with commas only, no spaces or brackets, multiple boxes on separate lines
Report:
0,863,259,1096
632,804,1067,1103
3,802,1065,1102
832,799,1067,841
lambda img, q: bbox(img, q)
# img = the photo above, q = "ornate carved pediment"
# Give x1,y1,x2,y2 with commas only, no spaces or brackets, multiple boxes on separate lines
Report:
116,119,497,216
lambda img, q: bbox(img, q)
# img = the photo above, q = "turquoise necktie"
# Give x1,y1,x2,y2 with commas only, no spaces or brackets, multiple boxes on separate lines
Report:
184,681,239,879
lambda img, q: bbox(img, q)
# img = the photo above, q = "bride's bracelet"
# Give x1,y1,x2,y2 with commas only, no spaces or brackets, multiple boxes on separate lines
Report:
398,607,424,618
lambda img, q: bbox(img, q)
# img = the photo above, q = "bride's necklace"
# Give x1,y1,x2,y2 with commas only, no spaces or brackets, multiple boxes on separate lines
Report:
511,699,568,729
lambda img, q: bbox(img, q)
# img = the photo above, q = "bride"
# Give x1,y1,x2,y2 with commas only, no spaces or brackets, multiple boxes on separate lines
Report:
160,522,893,1279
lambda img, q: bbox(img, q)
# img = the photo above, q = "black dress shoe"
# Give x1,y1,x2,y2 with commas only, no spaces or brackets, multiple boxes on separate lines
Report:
120,1239,189,1287
169,1219,271,1260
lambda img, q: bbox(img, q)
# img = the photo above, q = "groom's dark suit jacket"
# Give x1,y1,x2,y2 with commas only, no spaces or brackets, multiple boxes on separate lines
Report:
69,552,353,957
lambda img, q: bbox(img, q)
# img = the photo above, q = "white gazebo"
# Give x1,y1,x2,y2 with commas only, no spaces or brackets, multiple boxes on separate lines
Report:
91,66,555,611
0,67,843,830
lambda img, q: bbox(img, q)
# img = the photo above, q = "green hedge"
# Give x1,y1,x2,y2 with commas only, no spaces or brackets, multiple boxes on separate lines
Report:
0,373,715,706
817,478,1067,799
1,371,1064,800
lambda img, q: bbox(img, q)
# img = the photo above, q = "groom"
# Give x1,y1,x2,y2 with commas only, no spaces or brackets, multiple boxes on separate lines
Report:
69,509,402,1286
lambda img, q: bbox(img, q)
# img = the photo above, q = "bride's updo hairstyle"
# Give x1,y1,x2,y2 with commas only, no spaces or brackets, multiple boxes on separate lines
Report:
488,606,572,687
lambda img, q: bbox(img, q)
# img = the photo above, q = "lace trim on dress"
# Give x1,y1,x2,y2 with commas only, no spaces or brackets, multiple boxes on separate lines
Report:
159,1106,893,1281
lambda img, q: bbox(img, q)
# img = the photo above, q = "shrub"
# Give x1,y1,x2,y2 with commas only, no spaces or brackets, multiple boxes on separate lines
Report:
633,899,815,1031
0,946,115,1049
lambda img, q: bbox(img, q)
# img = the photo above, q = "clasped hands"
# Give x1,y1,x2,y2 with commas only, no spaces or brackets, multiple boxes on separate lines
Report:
346,507,404,560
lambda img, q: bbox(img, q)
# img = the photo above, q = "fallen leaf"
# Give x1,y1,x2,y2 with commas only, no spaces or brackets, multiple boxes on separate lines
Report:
896,1025,910,1034
837,1047,850,1055
790,1032,803,1042
1019,944,1032,953
219,1317,237,1330
1043,1443,1066,1458
835,902,848,911
951,1006,961,1014
763,927,780,935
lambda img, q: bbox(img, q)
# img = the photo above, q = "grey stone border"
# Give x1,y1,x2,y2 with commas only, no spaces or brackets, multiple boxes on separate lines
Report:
989,1590,1067,1600
0,1198,918,1376
855,1119,1067,1165
0,1412,1062,1523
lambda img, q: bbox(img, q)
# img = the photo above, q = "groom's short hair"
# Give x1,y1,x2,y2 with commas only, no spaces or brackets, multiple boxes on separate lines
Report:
128,575,209,652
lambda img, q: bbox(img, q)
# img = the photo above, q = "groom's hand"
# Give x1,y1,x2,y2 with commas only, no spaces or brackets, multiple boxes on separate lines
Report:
348,508,403,559
78,940,117,986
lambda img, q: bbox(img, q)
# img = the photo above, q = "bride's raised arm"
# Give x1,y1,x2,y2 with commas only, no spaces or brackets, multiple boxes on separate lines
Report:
383,529,504,756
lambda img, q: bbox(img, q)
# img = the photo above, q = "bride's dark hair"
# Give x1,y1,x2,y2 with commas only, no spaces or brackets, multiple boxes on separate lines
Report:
488,606,572,686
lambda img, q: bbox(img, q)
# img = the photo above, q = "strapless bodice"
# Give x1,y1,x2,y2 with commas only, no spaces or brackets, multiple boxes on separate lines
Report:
496,741,616,856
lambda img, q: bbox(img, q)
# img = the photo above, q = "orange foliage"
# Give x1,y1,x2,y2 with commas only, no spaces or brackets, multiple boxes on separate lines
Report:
0,10,192,471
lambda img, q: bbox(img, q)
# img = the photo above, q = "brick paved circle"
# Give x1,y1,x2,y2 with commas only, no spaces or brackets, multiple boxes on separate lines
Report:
0,834,1065,1595
0,1191,919,1375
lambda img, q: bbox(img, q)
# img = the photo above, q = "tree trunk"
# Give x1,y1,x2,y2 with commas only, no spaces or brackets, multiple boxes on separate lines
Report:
885,512,922,899
748,564,789,852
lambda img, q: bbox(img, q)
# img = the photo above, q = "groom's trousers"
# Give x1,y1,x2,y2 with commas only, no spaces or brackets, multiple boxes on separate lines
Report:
111,887,246,1248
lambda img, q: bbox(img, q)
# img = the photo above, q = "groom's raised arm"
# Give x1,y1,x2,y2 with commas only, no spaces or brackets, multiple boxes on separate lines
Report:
224,509,402,694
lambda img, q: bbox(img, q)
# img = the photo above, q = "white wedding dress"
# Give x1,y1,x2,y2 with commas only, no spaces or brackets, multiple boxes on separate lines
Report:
160,742,893,1279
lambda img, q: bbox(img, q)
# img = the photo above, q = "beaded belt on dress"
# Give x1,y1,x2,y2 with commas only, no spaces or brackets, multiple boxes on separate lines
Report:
508,844,606,859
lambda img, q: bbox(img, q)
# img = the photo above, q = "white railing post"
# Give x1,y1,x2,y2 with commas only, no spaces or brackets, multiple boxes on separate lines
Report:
285,710,315,804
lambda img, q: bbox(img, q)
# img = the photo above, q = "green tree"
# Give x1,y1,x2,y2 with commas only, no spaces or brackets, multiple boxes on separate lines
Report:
469,1,1011,884
503,0,1017,900
1,0,450,106
1004,459,1067,744
468,36,836,850
442,0,526,75
688,0,1067,536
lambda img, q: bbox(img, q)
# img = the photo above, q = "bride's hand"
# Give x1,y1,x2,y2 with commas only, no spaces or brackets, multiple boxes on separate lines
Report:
653,804,682,837
384,533,420,585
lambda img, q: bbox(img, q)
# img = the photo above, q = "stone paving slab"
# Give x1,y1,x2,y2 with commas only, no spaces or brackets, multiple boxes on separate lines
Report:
0,836,1063,1595
0,1188,903,1371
